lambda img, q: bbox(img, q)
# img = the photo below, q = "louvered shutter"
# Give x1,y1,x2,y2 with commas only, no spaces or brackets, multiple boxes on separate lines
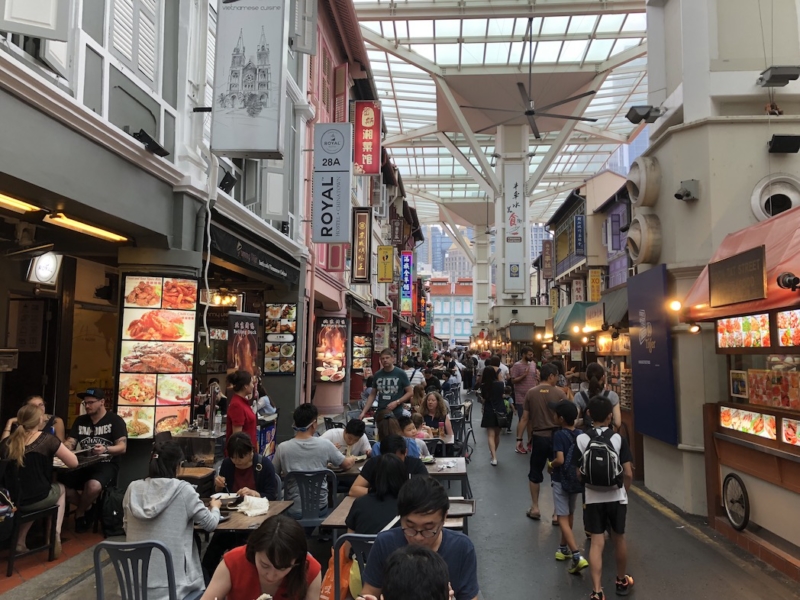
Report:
290,0,317,55
111,0,160,86
333,63,348,123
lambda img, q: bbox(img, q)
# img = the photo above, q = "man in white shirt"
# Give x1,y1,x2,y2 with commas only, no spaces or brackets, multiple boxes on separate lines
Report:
404,360,425,387
320,419,372,457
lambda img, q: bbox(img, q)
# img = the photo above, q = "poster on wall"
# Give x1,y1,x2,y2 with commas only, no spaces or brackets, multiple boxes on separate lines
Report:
117,275,199,439
353,101,381,175
315,317,347,382
748,369,800,409
352,334,373,374
227,312,260,376
210,0,288,158
628,264,678,446
264,303,297,375
503,162,526,293
312,123,353,243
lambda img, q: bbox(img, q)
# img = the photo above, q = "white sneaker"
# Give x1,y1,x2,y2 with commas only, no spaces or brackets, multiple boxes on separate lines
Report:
490,458,498,466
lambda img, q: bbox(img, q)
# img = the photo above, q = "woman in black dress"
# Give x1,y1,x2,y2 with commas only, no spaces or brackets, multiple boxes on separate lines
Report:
480,365,505,466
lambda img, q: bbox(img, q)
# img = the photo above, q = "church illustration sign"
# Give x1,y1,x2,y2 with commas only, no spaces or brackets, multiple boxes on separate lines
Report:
211,0,288,159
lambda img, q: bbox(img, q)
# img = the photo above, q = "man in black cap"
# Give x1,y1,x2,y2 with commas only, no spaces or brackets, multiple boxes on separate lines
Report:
61,389,127,532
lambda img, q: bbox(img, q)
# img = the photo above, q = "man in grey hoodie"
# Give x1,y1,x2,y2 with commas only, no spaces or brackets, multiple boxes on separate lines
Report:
124,441,221,599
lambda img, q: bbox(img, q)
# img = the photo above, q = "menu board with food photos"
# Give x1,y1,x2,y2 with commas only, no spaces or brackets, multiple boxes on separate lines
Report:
716,314,771,349
315,317,347,382
720,405,777,440
777,309,800,347
264,304,297,375
783,417,800,445
748,369,800,410
117,276,199,439
352,334,373,374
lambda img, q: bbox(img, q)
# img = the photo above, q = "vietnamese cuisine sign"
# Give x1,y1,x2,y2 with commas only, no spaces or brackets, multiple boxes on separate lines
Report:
503,163,526,293
400,251,413,315
211,0,288,159
353,101,381,175
313,122,353,243
352,208,372,284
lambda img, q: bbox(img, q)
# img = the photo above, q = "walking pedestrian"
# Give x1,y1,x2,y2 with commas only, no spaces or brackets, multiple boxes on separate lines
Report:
577,396,634,599
510,347,539,437
575,363,621,430
479,365,505,466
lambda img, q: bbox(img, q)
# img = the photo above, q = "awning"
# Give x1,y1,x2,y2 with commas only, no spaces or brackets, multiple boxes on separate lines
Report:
601,287,629,327
347,293,382,319
684,206,800,321
553,302,595,337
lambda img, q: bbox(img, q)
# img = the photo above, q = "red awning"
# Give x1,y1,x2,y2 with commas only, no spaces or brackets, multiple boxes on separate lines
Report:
683,205,800,321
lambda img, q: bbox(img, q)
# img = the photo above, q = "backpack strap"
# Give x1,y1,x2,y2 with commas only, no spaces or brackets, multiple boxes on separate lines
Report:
599,428,616,443
43,414,57,433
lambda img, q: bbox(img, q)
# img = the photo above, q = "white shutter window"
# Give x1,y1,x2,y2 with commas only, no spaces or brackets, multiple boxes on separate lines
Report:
290,0,317,55
261,160,288,220
137,7,157,81
42,40,69,78
112,0,135,62
0,0,69,42
111,0,161,87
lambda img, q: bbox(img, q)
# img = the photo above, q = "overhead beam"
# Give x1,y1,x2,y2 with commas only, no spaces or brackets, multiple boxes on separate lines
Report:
361,28,442,76
355,0,644,21
529,182,580,203
384,125,440,147
440,208,476,265
369,62,639,79
432,75,501,195
572,123,629,143
375,31,646,47
406,174,588,185
533,193,566,221
435,132,495,197
600,41,648,73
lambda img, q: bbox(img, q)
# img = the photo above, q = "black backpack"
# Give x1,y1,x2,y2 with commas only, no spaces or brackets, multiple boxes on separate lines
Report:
560,430,584,495
578,389,610,429
101,486,126,537
579,428,623,489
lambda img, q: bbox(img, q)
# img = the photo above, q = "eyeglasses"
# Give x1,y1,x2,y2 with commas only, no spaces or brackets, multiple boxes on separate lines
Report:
401,525,441,539
82,399,102,406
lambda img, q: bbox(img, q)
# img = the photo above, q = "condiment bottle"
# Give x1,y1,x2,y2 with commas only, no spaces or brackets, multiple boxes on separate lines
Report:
438,421,445,438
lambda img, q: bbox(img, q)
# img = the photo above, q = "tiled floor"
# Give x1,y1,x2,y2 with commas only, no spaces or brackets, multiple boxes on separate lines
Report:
0,529,104,595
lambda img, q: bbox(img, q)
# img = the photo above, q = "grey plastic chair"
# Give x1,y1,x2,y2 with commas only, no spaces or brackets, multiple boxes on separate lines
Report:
324,417,345,431
284,470,338,529
450,416,472,462
275,472,283,500
423,438,444,456
346,410,362,421
93,540,204,600
333,533,377,600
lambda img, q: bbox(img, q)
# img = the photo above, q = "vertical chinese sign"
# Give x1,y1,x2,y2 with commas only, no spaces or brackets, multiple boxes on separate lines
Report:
541,239,554,280
377,245,394,283
400,251,413,316
574,215,586,256
353,101,382,175
503,163,526,293
352,208,372,284
588,269,603,302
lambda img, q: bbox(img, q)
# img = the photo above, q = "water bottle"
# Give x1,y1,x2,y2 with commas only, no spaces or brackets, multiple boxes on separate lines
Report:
214,409,222,436
438,421,445,438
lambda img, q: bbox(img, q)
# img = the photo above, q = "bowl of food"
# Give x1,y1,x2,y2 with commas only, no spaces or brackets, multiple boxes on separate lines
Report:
155,415,189,435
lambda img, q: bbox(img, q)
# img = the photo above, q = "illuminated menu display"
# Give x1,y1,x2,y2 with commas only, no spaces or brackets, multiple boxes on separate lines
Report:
117,276,198,439
720,406,776,440
748,370,800,410
352,334,373,374
777,309,800,347
264,304,297,375
315,318,347,382
716,314,770,349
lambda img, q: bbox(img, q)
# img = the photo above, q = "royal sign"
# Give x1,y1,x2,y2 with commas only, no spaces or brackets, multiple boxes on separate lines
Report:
312,123,353,243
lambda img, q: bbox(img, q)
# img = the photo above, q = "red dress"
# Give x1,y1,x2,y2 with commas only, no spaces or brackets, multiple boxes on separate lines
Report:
226,393,257,453
223,546,321,600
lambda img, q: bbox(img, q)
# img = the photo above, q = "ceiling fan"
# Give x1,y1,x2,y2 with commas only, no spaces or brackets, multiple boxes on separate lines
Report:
460,17,599,139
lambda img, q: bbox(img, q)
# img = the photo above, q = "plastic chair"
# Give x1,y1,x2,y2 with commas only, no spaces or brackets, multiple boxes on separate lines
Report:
6,504,59,576
333,533,377,600
284,470,338,529
450,417,472,462
324,417,344,431
346,410,362,421
274,473,283,501
93,539,204,600
423,438,444,457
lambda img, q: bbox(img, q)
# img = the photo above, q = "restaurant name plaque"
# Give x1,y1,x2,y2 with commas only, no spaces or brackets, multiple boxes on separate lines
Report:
708,246,767,308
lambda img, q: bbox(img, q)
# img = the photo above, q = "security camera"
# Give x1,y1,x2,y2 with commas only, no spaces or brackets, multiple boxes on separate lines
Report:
674,179,699,202
777,272,800,291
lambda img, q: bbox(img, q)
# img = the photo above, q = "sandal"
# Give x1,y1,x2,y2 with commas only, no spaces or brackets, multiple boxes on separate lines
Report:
526,510,541,520
515,447,527,454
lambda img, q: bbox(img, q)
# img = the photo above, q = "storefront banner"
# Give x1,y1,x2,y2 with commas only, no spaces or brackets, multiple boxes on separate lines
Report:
376,306,393,324
628,264,678,446
503,162,526,293
708,246,767,308
351,208,372,283
211,0,288,159
585,303,605,331
314,317,346,382
264,304,297,375
400,251,413,315
549,286,558,317
353,101,381,175
227,312,260,377
391,219,403,244
572,279,585,302
377,245,394,283
574,215,586,256
541,239,554,280
588,268,602,302
352,333,373,374
312,123,353,243
211,225,299,284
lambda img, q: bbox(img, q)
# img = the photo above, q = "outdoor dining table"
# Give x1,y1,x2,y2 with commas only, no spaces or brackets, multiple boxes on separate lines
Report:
333,457,471,498
53,453,108,471
197,499,294,531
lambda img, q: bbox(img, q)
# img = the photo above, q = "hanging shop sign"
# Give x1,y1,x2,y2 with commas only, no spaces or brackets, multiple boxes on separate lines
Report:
377,245,394,283
541,239,554,280
708,246,767,308
315,317,347,382
227,312,260,377
353,101,382,175
585,303,605,332
376,306,393,324
572,279,585,302
374,324,390,352
544,318,554,339
352,333,373,374
574,215,586,256
588,268,602,302
211,0,288,159
503,162,526,294
391,219,403,244
264,303,297,375
211,225,299,284
116,275,199,440
313,122,353,243
352,208,372,284
628,264,677,446
400,251,413,315
549,286,559,317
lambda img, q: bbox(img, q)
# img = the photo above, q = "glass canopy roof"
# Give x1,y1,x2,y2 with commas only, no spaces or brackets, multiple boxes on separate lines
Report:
353,1,648,225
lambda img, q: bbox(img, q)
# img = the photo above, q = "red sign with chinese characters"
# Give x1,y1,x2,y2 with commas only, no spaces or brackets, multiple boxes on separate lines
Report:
376,306,393,324
354,101,382,175
351,208,372,284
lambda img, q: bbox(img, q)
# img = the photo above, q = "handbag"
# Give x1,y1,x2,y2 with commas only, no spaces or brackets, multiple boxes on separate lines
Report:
319,544,353,600
494,409,509,429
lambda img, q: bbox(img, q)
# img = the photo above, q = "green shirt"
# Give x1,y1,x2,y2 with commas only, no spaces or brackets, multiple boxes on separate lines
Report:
373,367,411,417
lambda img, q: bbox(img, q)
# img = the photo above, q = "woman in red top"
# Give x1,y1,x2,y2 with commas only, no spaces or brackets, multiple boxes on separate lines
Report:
201,515,322,600
225,370,257,451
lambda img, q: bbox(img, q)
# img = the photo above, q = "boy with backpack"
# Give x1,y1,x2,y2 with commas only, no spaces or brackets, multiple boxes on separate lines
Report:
547,400,588,574
575,396,634,599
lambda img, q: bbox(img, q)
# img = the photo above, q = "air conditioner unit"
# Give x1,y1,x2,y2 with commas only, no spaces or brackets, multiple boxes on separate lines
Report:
289,0,317,55
373,182,388,219
385,184,399,202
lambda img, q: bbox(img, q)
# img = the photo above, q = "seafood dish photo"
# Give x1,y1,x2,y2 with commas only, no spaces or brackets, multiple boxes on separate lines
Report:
155,406,190,435
120,342,194,373
119,407,155,439
124,309,194,341
125,279,161,307
161,279,198,310
118,374,157,405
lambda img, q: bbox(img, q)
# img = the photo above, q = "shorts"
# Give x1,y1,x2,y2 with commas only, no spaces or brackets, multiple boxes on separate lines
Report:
551,482,578,517
583,501,627,535
58,461,118,491
515,404,525,419
527,435,553,484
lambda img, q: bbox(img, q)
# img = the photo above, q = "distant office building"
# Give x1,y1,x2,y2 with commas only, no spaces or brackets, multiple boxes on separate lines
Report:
606,128,650,177
530,224,552,260
417,224,432,268
430,277,474,345
444,245,473,279
431,226,453,272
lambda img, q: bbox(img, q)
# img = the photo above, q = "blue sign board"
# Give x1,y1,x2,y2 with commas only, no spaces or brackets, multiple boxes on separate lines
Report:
400,251,413,315
628,264,678,446
574,215,585,256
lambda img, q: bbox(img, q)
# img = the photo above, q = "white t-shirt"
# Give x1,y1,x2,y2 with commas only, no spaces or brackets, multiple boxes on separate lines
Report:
320,428,371,457
575,427,632,505
415,437,430,457
498,363,510,381
405,368,425,387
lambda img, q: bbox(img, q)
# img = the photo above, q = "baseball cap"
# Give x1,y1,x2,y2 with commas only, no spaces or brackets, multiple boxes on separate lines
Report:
547,399,578,423
77,388,105,401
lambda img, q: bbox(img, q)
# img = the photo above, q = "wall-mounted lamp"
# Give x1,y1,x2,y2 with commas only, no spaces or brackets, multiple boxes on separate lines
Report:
219,171,238,194
688,322,701,334
757,65,800,87
777,272,800,292
572,325,580,334
669,300,682,312
131,128,170,157
43,213,128,242
625,105,665,124
581,336,589,344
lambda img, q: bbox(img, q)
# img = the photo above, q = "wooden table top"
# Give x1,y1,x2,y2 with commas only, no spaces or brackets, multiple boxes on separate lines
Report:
54,454,108,471
321,496,476,529
333,456,468,480
198,500,294,531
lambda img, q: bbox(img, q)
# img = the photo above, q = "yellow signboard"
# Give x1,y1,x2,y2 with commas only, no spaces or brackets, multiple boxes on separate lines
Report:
377,245,394,283
588,269,603,302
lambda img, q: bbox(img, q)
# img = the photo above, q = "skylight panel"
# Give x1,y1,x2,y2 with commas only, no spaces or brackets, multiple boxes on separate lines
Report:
540,16,569,35
534,41,562,63
596,14,625,33
435,19,462,37
622,13,647,32
410,44,436,61
461,19,488,37
485,42,512,64
361,21,382,33
393,21,408,40
568,15,598,34
461,43,486,65
610,38,642,57
584,39,614,62
436,43,460,64
559,40,588,62
487,18,515,36
407,20,434,38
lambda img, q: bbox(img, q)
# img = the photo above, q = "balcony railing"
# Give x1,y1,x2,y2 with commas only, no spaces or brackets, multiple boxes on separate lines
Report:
555,254,585,278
